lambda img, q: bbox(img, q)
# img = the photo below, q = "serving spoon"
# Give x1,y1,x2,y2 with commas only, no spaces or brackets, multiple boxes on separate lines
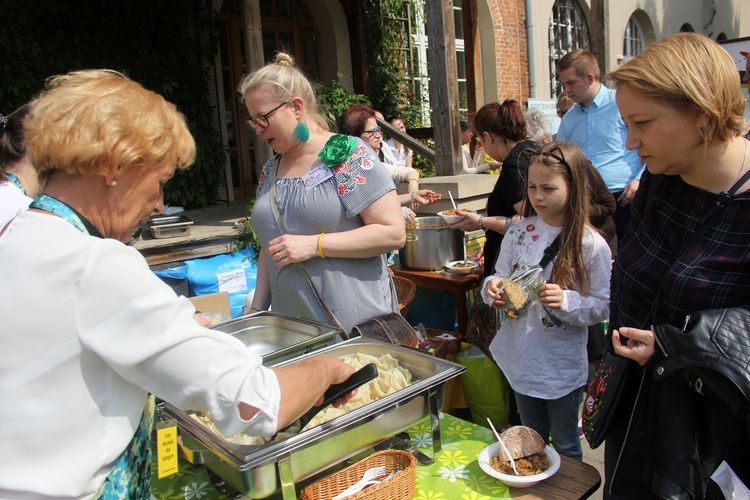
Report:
487,418,519,475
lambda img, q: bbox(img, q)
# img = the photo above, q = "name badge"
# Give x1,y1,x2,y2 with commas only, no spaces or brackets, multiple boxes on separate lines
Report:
302,164,333,190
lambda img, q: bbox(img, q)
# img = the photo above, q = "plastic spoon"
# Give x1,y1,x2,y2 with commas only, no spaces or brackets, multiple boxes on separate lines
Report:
487,418,519,475
448,191,457,210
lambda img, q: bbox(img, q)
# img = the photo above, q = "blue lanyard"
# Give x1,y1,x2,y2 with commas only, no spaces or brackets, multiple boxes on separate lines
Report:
5,173,25,195
29,194,91,235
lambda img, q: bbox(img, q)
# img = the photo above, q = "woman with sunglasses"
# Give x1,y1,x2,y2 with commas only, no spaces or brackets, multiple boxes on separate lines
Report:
241,54,406,334
482,142,611,460
337,104,440,211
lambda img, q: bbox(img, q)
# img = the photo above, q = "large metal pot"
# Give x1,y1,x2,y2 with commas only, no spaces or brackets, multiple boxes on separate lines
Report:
399,216,465,270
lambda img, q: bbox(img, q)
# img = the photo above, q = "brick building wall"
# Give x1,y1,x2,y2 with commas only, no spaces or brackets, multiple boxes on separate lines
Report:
487,0,530,103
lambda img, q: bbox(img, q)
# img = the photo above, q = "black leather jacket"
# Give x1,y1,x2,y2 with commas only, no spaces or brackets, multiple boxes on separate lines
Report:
610,309,750,499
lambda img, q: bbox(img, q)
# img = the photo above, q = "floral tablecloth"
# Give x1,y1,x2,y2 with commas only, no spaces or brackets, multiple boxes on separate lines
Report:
150,412,509,499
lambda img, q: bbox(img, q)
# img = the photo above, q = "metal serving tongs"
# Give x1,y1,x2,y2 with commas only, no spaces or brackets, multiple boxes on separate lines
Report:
276,363,379,435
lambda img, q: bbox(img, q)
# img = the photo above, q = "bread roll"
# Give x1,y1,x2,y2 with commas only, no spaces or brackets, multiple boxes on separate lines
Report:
501,279,527,318
497,425,546,461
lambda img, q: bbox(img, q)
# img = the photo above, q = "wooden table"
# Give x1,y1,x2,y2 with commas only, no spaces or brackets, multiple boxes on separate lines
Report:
515,455,601,499
390,264,483,335
134,200,250,266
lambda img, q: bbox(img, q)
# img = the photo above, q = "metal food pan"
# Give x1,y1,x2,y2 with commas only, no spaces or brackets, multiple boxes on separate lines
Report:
158,337,466,499
148,214,193,238
210,311,344,365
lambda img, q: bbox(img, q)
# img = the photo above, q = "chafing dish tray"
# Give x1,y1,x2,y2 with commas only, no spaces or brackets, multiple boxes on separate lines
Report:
210,311,345,365
148,214,193,238
157,337,466,499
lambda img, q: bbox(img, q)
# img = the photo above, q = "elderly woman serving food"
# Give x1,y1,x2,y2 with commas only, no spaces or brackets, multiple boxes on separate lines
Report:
0,69,356,498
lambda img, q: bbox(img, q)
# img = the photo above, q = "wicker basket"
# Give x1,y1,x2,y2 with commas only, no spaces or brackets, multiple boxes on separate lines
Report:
299,450,417,500
425,328,463,358
393,275,416,317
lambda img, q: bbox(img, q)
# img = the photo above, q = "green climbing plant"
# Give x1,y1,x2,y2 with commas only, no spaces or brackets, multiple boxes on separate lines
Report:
0,0,224,209
316,78,370,127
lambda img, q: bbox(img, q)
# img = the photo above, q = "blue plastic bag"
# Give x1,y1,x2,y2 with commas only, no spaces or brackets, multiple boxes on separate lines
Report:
184,247,258,318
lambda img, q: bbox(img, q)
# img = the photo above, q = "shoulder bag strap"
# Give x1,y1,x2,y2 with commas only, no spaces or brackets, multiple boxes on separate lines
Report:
268,158,347,334
538,233,561,270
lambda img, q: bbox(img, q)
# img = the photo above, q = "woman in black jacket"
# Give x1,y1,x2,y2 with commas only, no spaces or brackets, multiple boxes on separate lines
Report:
602,33,750,499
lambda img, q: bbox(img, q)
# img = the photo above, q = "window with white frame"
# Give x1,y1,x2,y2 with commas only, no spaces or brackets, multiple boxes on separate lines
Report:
549,0,590,97
622,16,644,62
410,1,468,126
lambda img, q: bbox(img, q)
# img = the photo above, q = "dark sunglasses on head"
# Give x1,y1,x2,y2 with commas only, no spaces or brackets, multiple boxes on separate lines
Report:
247,100,290,128
523,146,572,172
557,109,568,118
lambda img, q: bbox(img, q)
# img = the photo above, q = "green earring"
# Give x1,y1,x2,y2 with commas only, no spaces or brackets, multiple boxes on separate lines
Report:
294,122,310,142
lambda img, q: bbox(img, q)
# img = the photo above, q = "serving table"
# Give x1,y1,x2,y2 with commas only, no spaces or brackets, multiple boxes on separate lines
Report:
389,265,483,335
150,412,600,499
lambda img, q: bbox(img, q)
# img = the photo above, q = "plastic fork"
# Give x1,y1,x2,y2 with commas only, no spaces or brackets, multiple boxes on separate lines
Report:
448,190,457,210
331,466,386,500
487,418,519,475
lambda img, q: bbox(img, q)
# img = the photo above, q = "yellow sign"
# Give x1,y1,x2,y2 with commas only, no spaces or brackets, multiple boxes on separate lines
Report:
156,423,179,478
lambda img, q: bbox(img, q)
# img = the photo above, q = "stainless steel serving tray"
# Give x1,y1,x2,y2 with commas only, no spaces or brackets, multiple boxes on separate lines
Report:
158,337,466,499
148,214,194,238
210,311,344,365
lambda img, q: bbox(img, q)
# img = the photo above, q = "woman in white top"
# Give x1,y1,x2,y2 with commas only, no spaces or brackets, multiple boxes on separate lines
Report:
0,104,45,221
0,69,355,499
383,117,413,168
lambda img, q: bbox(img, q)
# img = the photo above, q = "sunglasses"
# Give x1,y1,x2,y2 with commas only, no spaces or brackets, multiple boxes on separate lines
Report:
362,126,382,137
557,109,568,118
247,100,290,129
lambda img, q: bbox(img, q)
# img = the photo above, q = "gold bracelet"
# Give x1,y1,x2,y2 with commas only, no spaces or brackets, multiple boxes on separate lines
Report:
317,232,326,258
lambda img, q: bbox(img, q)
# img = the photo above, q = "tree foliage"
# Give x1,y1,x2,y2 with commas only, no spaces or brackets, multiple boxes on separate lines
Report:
0,0,224,208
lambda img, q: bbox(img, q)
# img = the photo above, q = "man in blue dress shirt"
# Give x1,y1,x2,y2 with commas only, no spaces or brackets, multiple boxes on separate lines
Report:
556,49,644,243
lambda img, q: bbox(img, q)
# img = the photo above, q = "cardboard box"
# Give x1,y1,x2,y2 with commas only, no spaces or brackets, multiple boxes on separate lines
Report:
188,291,231,318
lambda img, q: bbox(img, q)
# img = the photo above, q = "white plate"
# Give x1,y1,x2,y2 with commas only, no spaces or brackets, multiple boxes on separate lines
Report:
437,210,474,224
445,260,478,275
477,443,561,488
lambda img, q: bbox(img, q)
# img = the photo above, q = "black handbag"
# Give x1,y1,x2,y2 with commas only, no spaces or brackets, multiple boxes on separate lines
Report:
582,350,634,448
653,307,750,417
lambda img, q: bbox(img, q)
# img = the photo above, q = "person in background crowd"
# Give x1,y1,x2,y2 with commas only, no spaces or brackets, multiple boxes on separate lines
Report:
524,108,553,146
604,33,750,498
0,68,357,498
556,49,644,244
244,55,406,333
337,103,440,210
556,93,574,120
0,104,46,221
483,141,611,461
460,120,494,174
449,100,536,275
383,116,413,169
